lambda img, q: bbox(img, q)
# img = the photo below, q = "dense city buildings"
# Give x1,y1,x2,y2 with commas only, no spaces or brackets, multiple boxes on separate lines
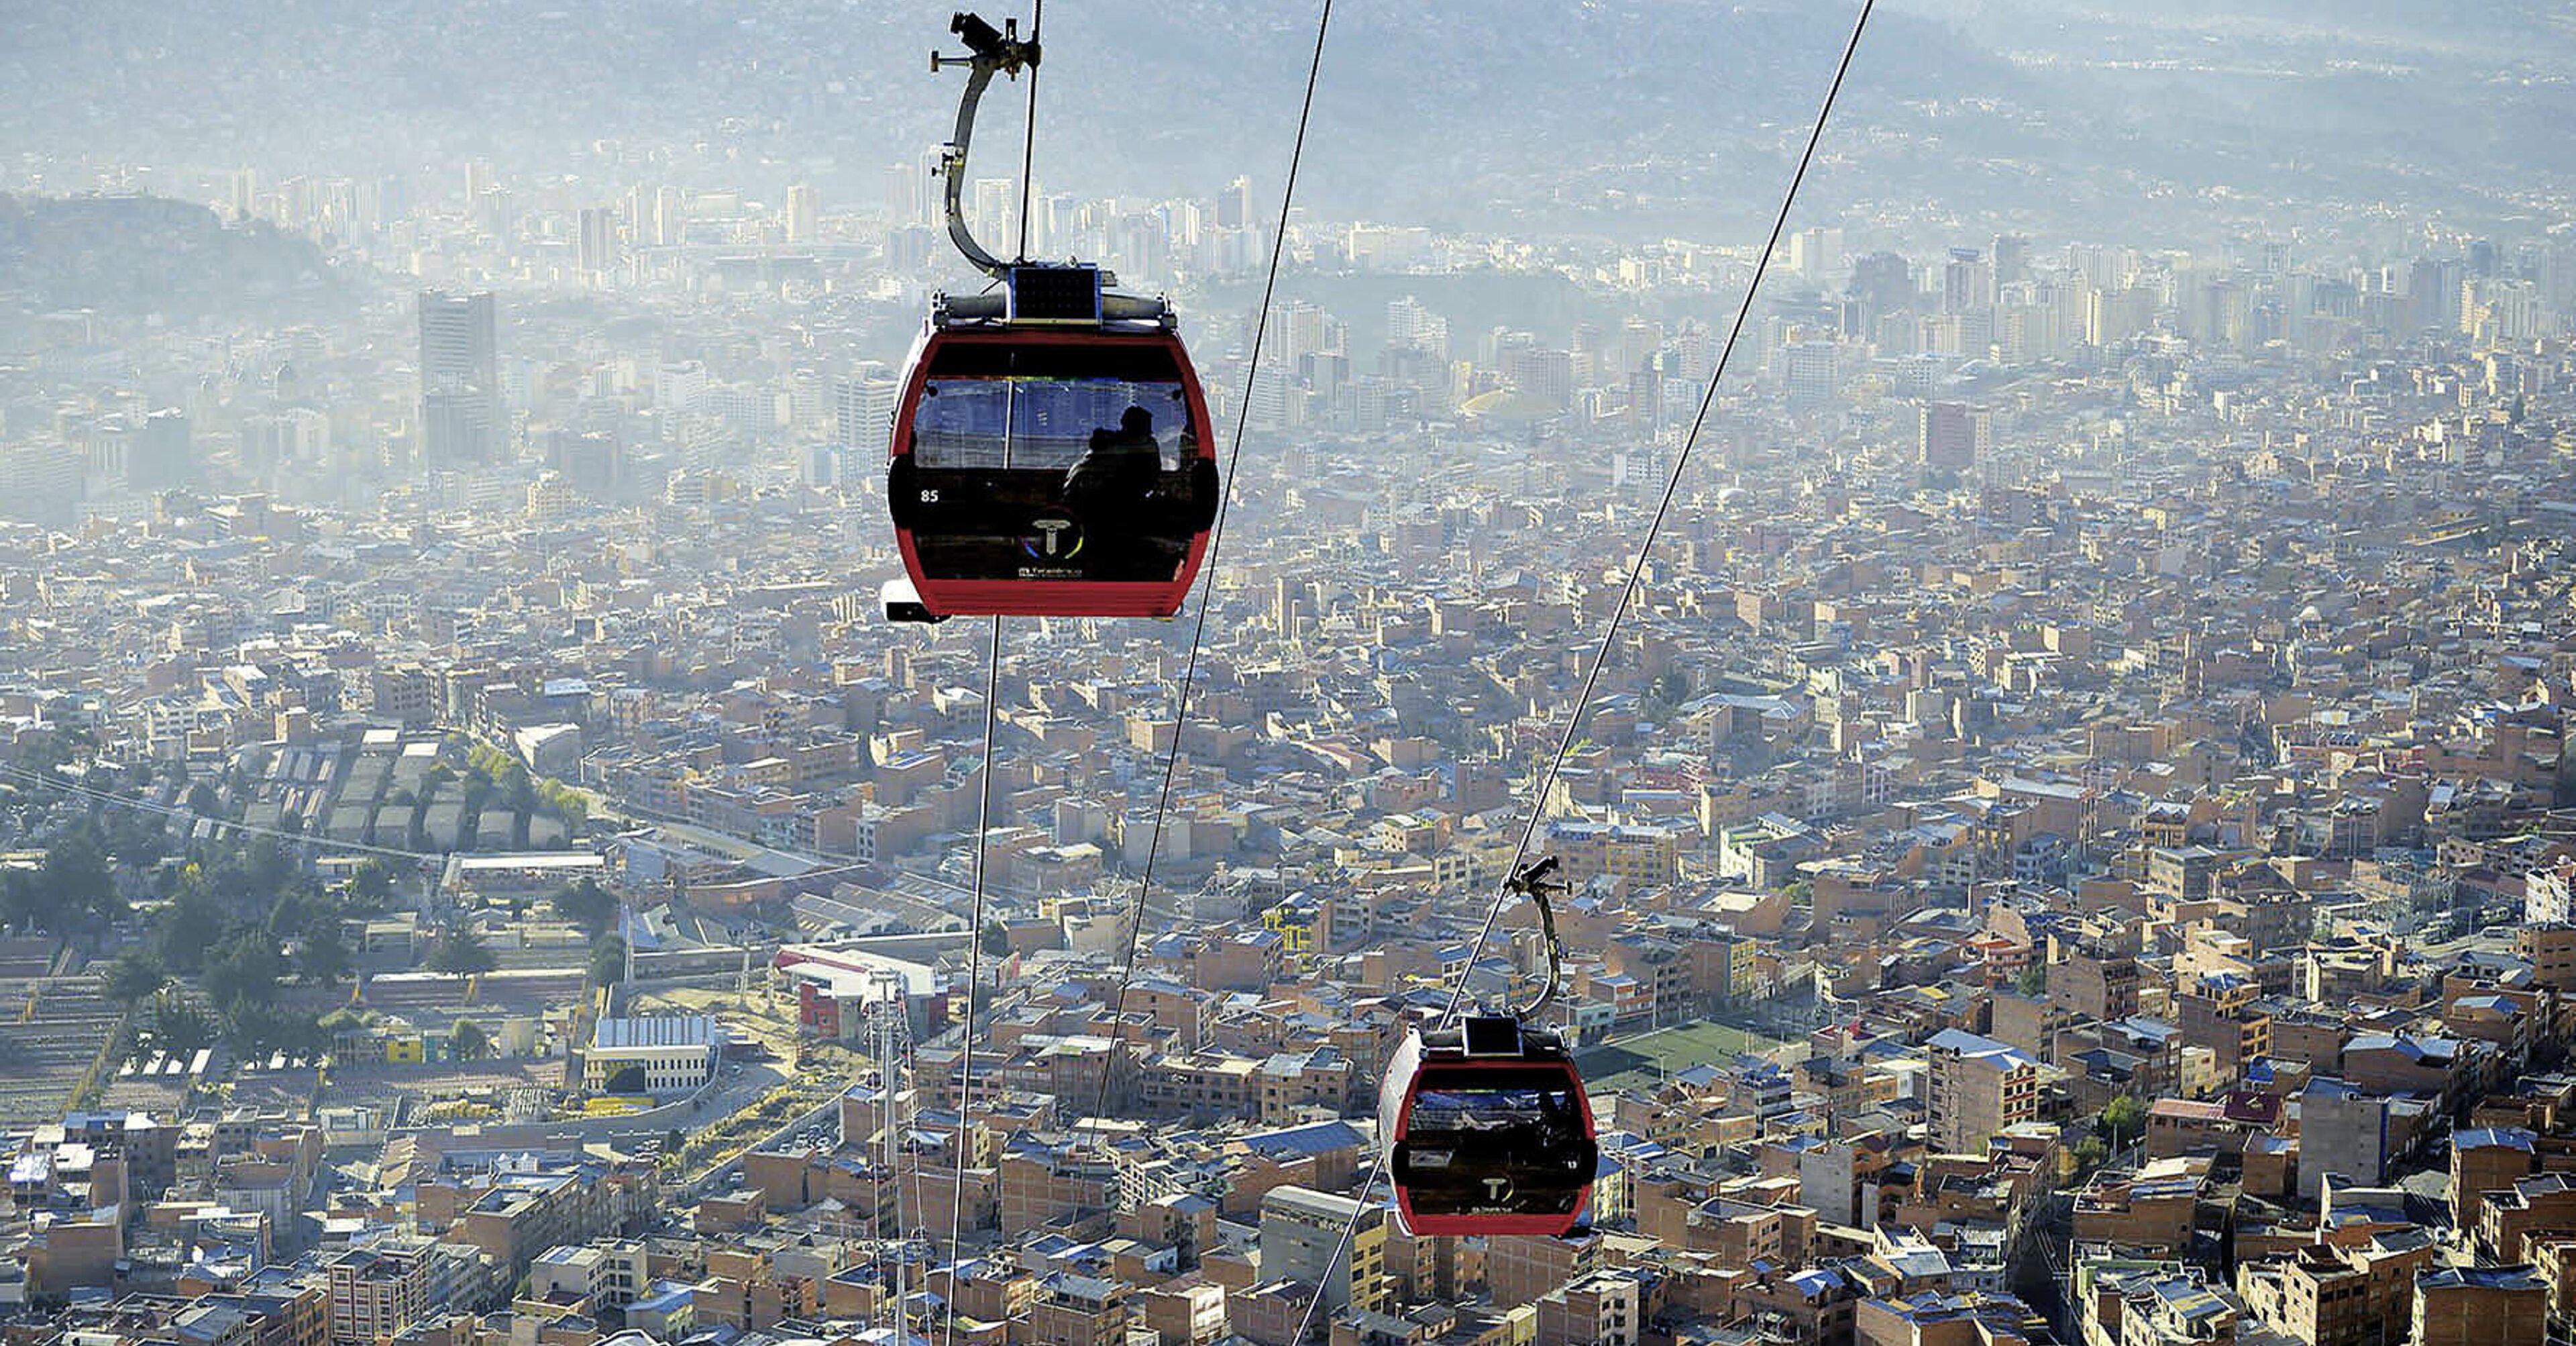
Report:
3,3,2576,1345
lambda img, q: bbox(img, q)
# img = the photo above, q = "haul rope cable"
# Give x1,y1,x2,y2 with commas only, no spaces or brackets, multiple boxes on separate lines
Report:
1289,3,1876,1340
1014,0,1043,260
1086,0,1338,1129
938,611,1006,1346
941,3,1040,1341
1437,0,1878,1029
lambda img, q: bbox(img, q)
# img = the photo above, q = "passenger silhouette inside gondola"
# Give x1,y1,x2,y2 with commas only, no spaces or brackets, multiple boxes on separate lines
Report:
1065,405,1178,580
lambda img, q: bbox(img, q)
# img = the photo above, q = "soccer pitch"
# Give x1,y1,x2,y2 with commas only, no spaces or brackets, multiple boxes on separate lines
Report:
1576,1019,1777,1097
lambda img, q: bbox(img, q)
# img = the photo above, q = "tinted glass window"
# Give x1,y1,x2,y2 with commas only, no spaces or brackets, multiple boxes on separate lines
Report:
897,346,1212,584
913,377,1193,471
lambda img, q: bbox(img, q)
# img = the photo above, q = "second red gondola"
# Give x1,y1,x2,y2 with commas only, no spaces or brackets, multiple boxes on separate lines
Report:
1379,1015,1599,1239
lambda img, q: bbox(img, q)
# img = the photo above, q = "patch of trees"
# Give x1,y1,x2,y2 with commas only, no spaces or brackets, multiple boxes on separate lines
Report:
111,837,364,1061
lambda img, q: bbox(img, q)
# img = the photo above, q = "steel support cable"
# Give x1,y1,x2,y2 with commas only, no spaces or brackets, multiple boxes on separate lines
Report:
1083,0,1337,1128
1289,7,1876,1343
1015,0,1043,260
895,1000,934,1343
1436,0,1877,1031
940,613,1006,1346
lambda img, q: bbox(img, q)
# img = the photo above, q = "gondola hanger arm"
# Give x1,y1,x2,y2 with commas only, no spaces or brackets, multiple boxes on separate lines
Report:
930,11,1041,278
1506,855,1569,1023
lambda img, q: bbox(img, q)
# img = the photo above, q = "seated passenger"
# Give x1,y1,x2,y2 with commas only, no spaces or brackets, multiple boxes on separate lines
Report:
1066,406,1164,500
1065,406,1183,580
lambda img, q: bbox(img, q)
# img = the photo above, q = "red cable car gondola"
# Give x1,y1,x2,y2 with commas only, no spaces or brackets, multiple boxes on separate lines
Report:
882,12,1220,623
885,280,1220,621
1379,1015,1599,1238
1378,858,1599,1239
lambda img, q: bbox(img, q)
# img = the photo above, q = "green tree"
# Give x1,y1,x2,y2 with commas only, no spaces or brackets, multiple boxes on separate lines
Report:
428,927,497,977
535,780,589,833
267,887,322,941
38,826,120,933
551,878,620,939
202,929,287,1015
344,861,395,911
2075,1135,2108,1171
242,838,299,903
588,935,627,988
451,1019,492,1062
2101,1094,2147,1149
980,919,1011,957
223,1000,323,1059
2015,963,2048,997
155,890,227,974
186,782,222,818
17,730,76,780
296,911,353,986
103,808,170,868
141,989,218,1057
0,868,32,932
104,951,168,1006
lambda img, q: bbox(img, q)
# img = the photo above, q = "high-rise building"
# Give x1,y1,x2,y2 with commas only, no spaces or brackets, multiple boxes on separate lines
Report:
419,291,502,465
786,183,819,244
972,178,1018,251
1849,252,1914,326
1217,175,1254,231
835,368,901,454
1788,225,1843,279
0,442,84,525
370,174,407,234
131,411,193,493
2410,257,2463,332
1279,302,1331,371
546,431,626,501
914,147,947,228
1990,233,2029,288
1256,1186,1389,1315
1385,295,1424,349
1781,342,1839,407
653,187,686,247
1503,346,1574,409
329,1245,430,1346
1917,401,1989,472
577,207,617,281
883,160,920,223
1943,248,1993,314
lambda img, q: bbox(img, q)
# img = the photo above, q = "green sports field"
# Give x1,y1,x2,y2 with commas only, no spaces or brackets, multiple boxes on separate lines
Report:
1576,1019,1776,1097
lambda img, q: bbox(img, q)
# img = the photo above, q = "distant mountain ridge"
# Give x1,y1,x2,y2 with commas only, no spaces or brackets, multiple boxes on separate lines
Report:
3,0,2571,238
0,0,2024,217
0,194,347,321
